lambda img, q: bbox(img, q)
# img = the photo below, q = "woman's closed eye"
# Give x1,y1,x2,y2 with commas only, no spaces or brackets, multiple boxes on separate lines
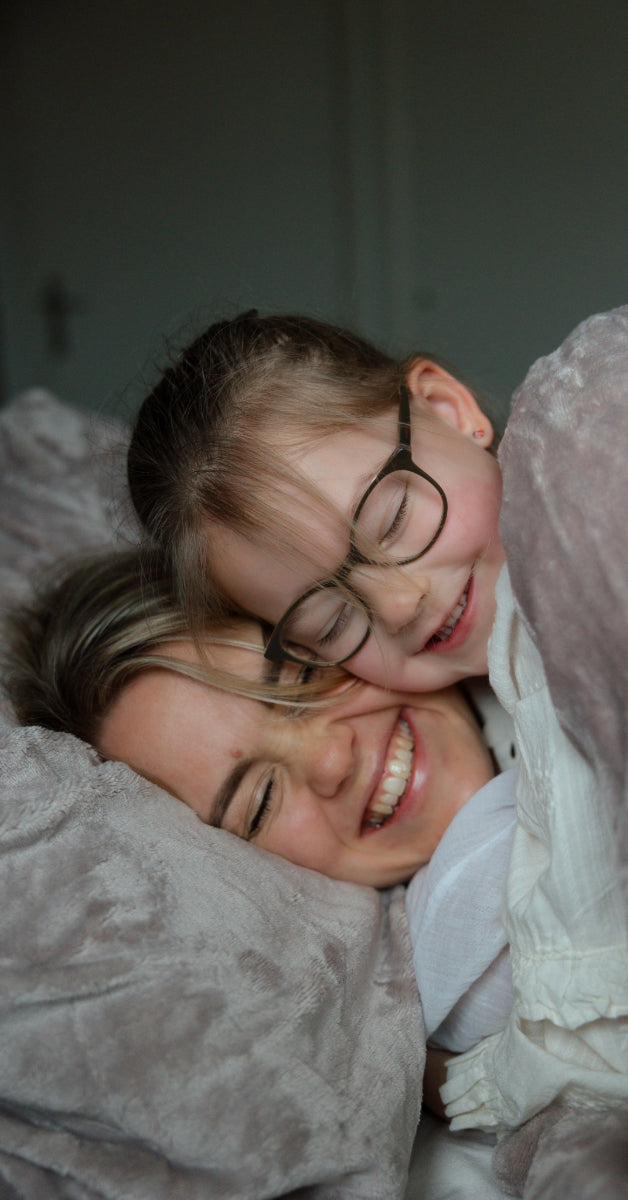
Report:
243,663,319,839
246,771,277,840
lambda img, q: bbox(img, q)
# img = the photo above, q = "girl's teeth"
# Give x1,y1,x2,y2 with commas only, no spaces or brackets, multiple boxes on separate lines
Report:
430,582,470,644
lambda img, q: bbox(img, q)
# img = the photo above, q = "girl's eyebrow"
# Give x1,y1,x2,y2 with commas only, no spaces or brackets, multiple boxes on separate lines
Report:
350,464,383,520
208,756,253,828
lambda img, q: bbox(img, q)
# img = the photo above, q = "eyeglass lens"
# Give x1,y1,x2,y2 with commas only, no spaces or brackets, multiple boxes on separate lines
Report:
278,468,445,664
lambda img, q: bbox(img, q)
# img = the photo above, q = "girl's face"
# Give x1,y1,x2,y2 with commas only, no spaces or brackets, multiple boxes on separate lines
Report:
97,626,495,888
210,362,505,692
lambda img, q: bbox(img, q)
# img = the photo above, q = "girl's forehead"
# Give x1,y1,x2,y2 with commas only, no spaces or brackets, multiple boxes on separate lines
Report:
209,412,406,608
210,516,348,615
277,420,394,519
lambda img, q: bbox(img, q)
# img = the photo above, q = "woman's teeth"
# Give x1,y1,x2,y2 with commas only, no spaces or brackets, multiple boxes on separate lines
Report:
363,719,413,830
427,580,470,647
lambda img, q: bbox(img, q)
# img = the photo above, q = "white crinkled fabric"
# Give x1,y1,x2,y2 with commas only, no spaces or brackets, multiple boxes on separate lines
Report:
442,567,628,1131
406,769,516,1053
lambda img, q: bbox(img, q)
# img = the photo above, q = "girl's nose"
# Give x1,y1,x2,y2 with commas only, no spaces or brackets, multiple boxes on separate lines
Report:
287,715,357,799
356,564,428,637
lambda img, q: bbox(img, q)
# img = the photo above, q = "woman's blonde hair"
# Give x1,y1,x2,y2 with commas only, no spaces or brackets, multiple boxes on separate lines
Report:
2,547,346,748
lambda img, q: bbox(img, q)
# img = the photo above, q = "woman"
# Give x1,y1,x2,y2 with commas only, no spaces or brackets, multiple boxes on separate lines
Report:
4,544,516,1061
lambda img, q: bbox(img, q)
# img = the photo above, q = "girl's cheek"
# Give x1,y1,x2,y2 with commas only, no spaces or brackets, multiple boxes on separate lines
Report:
352,644,422,693
445,477,501,543
347,643,400,690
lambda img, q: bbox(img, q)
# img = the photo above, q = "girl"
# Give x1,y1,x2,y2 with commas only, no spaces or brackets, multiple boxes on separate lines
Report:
126,308,628,1135
127,312,504,694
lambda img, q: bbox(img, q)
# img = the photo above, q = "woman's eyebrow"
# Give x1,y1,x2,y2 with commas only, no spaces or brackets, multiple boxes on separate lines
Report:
208,638,280,828
208,756,253,828
263,658,281,686
259,624,282,686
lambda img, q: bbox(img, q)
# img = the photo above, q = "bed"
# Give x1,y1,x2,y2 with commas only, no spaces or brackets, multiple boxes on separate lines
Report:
1,305,627,1198
0,388,512,1199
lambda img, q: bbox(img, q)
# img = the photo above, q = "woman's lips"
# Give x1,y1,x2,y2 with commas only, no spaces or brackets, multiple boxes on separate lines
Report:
362,717,414,830
423,576,473,654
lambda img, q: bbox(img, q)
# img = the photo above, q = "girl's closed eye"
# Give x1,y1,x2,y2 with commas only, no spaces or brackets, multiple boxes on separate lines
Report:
359,476,411,558
381,485,409,546
317,602,352,649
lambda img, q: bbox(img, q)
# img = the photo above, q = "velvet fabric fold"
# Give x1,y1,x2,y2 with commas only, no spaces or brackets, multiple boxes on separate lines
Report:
0,391,424,1199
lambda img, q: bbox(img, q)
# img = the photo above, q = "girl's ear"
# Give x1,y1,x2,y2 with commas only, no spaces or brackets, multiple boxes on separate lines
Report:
405,358,494,447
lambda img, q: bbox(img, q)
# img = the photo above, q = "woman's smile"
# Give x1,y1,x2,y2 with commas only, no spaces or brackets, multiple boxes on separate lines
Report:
96,623,496,888
362,715,415,829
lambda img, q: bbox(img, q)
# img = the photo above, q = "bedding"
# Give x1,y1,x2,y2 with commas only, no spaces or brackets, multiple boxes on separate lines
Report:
0,391,424,1199
443,568,628,1122
3,301,628,1198
443,308,628,1191
500,305,628,887
406,770,516,1053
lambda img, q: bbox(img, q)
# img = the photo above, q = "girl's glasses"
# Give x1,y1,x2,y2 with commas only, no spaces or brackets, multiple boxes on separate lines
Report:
263,386,448,669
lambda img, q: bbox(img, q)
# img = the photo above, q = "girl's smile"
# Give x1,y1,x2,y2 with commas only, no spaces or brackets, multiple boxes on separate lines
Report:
209,363,505,692
97,625,495,888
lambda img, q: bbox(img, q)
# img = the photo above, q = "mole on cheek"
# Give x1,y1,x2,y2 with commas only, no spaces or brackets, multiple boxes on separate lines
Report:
230,747,244,759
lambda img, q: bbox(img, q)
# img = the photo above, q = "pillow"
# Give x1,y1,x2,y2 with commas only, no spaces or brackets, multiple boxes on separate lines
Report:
0,391,423,1199
499,305,628,885
488,310,628,1196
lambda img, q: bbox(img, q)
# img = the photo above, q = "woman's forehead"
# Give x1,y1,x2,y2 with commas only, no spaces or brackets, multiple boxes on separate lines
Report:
99,638,264,754
156,628,266,677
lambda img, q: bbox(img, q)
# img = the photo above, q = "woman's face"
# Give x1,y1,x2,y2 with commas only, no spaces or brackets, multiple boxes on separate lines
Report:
208,363,505,693
97,625,494,888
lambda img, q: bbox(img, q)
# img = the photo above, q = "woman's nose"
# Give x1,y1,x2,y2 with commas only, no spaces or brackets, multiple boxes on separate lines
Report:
356,563,428,636
289,717,356,799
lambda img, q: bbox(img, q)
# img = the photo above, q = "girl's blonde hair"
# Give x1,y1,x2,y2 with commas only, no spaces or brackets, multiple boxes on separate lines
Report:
127,312,408,633
3,548,345,748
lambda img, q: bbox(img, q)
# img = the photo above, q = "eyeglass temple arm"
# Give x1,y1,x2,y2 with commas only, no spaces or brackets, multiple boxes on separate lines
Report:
399,385,412,447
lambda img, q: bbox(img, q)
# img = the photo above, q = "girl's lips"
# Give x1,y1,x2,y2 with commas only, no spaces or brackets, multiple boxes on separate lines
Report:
423,575,474,654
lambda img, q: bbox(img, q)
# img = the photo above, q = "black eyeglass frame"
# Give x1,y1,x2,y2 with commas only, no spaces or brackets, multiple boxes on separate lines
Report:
263,384,448,668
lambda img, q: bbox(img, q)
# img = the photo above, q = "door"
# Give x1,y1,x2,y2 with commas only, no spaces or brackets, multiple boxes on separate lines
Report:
1,0,374,415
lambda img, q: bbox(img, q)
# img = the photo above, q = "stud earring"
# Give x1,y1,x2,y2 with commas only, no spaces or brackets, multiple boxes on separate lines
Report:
472,428,486,440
